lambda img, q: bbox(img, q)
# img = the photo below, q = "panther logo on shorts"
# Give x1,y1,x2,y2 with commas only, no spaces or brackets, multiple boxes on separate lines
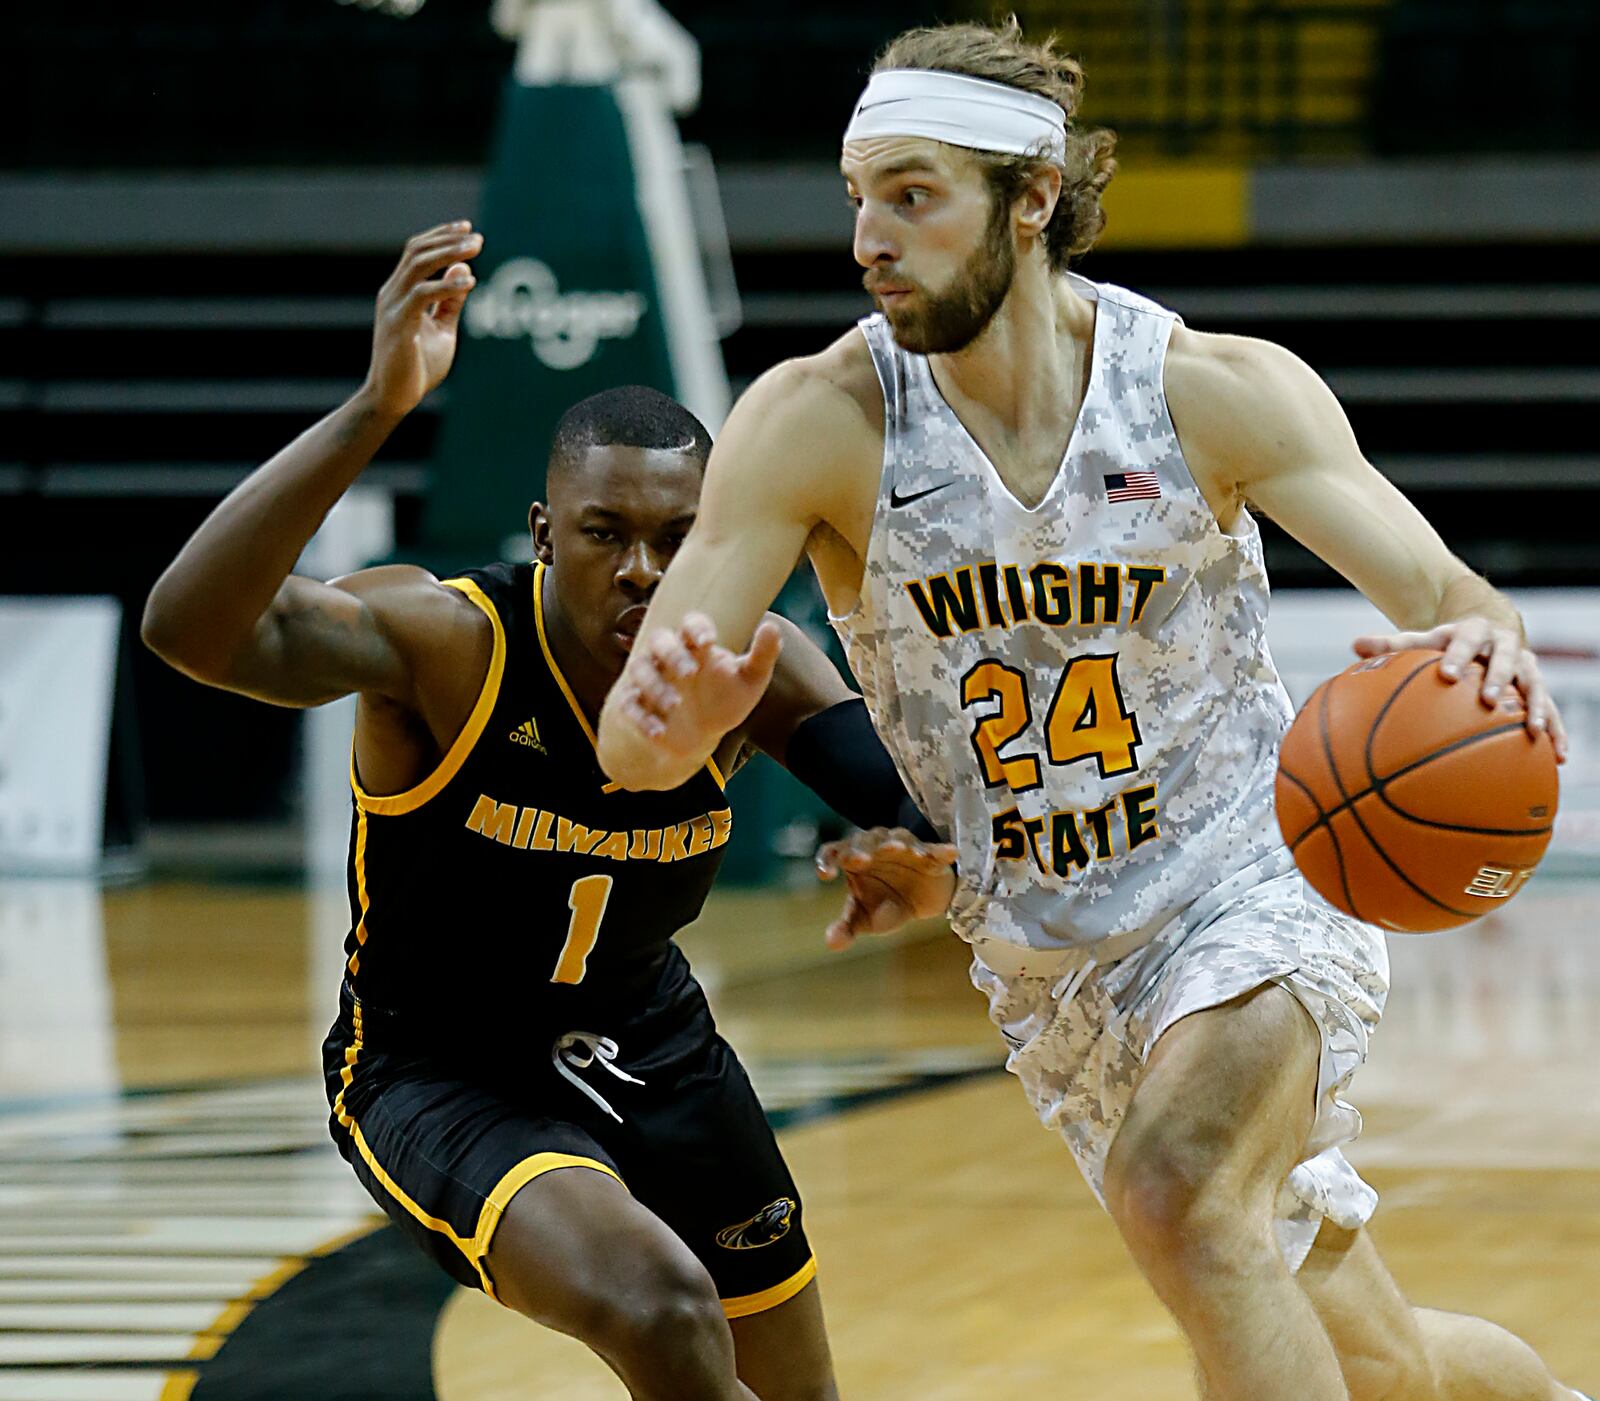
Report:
714,1197,796,1250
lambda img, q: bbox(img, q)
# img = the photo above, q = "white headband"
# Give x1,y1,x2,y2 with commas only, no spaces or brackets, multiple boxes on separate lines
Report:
844,68,1068,164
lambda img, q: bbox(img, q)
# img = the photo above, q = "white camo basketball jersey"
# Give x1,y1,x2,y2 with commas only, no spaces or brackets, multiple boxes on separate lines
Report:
831,275,1298,952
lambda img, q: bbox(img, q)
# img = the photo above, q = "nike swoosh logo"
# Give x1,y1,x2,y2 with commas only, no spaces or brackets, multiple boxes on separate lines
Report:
888,482,952,509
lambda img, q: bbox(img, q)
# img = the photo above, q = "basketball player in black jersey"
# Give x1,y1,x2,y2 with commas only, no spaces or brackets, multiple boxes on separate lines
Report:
141,223,956,1401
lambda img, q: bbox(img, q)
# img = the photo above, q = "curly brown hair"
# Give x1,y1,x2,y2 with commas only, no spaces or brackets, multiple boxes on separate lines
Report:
872,17,1118,267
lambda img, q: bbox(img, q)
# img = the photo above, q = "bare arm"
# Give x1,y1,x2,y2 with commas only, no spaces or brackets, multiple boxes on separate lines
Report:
597,355,879,788
141,222,482,707
1167,331,1565,754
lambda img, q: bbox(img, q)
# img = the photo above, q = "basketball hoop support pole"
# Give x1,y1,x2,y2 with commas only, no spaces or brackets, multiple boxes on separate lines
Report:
419,0,731,558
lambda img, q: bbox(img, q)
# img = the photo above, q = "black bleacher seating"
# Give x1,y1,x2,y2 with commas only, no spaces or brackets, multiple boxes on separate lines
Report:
1375,0,1600,154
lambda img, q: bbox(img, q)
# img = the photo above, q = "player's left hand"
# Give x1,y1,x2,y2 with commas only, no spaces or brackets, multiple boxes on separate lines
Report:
1353,618,1569,762
815,827,959,952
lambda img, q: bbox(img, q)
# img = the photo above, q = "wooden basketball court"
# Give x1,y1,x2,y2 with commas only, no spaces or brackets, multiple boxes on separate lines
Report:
0,873,1595,1398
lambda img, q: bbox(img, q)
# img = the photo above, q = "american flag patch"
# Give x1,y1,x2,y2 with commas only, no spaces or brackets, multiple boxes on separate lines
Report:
1104,470,1161,502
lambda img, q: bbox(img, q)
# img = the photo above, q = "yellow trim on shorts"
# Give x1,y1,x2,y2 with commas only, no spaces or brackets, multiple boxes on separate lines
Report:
345,805,371,977
330,1020,494,1291
720,1254,817,1319
350,577,506,816
472,1151,627,1304
332,1025,626,1302
340,1108,487,1283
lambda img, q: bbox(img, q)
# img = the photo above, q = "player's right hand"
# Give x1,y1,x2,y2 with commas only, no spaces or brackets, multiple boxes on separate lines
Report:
1353,620,1569,762
815,827,958,951
362,222,483,419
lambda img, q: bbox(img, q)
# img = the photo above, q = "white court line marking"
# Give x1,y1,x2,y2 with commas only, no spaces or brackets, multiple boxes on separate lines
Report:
0,1214,374,1256
0,1370,191,1400
0,1300,241,1332
0,1256,279,1282
0,1334,205,1364
0,1280,249,1302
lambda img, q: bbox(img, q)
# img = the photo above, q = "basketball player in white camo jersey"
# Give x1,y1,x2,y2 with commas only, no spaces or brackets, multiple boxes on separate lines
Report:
597,20,1585,1401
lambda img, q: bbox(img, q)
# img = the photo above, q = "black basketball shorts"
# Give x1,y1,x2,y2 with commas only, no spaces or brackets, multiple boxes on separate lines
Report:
320,979,814,1318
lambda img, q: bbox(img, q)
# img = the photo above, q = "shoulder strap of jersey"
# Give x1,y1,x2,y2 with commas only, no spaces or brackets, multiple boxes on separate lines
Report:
350,575,508,817
527,561,726,795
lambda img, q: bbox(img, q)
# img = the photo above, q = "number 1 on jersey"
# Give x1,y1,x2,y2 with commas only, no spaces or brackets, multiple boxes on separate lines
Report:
552,874,613,985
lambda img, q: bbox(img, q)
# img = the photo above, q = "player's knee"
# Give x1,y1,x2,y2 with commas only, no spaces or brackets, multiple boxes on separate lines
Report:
750,1377,840,1401
1107,1117,1210,1235
1106,1121,1247,1276
1345,1309,1439,1401
584,1258,729,1371
1341,1344,1437,1401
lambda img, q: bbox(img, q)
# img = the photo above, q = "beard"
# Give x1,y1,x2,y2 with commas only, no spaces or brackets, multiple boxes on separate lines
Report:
869,202,1017,355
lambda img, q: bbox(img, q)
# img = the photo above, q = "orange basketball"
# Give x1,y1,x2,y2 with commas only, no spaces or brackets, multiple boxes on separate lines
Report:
1276,648,1559,933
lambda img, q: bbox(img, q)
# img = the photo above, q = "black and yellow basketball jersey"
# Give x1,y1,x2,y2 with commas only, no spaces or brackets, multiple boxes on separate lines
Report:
341,561,732,1034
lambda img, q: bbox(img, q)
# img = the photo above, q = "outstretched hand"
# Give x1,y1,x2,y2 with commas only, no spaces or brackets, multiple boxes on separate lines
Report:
1352,617,1568,762
363,221,482,419
612,612,783,771
816,827,959,951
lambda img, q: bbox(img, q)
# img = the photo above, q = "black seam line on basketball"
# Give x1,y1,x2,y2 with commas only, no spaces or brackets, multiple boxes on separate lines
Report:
1324,793,1358,926
1312,662,1474,917
1337,771,1481,919
1315,679,1366,922
1278,764,1323,849
1368,652,1444,750
1376,795,1551,836
1347,648,1442,832
1336,662,1482,917
1361,654,1544,836
1289,719,1543,851
1366,717,1552,835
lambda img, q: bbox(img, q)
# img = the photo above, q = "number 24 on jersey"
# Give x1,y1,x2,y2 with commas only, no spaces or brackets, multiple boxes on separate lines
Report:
960,653,1161,876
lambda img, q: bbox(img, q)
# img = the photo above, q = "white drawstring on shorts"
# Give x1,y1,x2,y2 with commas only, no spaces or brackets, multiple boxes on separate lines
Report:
552,1031,645,1124
1051,958,1097,1007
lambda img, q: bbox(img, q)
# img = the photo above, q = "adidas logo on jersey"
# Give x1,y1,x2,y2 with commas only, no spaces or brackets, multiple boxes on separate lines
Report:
509,718,547,754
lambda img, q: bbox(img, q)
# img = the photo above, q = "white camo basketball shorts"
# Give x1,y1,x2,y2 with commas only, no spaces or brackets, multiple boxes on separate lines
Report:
970,856,1391,1270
